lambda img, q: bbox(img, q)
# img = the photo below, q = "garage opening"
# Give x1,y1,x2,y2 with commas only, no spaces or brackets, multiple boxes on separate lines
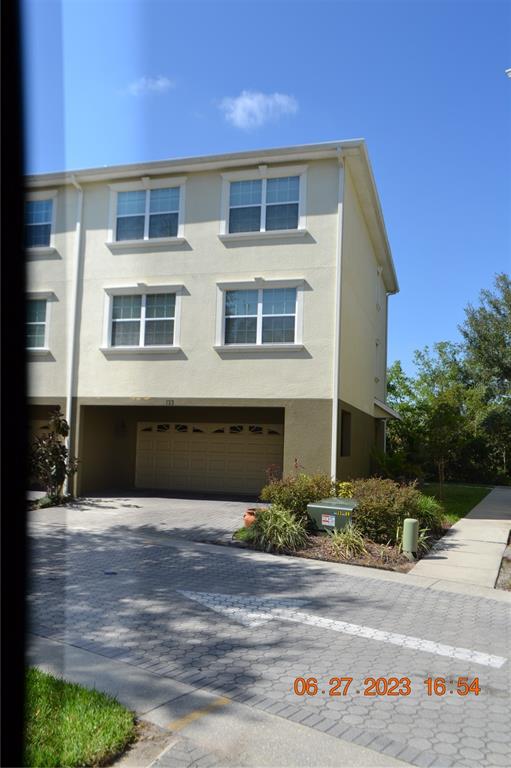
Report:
135,421,284,495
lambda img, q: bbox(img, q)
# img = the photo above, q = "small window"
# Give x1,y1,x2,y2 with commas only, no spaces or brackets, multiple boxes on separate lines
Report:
249,425,263,434
26,299,47,348
110,293,176,347
268,428,281,435
141,427,153,432
25,199,53,248
192,426,204,433
223,287,297,345
175,424,188,432
156,424,170,432
228,176,300,234
340,410,351,457
116,187,180,241
213,427,225,433
229,425,243,433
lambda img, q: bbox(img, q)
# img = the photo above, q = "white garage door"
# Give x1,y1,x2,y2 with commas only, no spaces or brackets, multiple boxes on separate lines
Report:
135,421,284,494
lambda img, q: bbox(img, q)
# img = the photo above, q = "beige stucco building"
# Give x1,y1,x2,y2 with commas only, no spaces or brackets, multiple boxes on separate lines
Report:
26,140,399,496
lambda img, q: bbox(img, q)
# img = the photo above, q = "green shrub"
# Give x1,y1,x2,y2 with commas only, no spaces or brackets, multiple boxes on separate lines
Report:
351,477,422,544
260,472,334,521
233,526,256,543
329,524,366,559
250,505,308,552
336,481,354,498
414,493,444,533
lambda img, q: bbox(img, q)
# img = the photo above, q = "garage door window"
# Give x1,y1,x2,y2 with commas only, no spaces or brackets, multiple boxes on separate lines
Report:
111,293,176,347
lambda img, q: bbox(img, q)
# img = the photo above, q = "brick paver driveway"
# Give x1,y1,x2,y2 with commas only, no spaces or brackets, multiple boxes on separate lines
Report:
29,494,259,543
28,517,511,768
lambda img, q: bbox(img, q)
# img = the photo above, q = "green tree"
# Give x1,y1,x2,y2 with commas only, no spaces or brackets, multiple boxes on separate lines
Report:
30,411,78,501
460,273,511,392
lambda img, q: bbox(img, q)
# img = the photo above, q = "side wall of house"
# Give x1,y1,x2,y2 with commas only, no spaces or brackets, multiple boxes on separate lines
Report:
338,163,388,477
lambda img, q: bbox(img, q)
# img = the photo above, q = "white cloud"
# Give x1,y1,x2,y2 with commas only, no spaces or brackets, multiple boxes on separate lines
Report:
219,90,298,130
127,76,175,96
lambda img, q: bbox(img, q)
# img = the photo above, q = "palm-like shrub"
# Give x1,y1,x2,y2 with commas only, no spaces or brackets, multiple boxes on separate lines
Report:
250,505,308,552
329,524,366,559
414,494,444,532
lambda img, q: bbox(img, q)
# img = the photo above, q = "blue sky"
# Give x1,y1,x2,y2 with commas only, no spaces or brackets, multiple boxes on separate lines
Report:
22,0,511,373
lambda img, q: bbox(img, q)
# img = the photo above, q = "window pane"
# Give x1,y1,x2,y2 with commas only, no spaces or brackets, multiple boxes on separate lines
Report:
265,203,299,231
117,190,146,216
230,180,262,206
148,212,178,238
146,293,175,318
145,320,174,346
26,324,46,348
228,206,261,233
150,187,179,213
262,288,297,315
25,224,51,247
112,295,141,319
116,215,145,241
225,317,257,344
266,176,299,204
225,290,258,317
262,316,295,343
25,199,53,224
111,320,140,346
27,299,47,323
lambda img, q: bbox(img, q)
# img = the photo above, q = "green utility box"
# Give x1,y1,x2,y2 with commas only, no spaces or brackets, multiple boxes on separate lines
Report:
306,497,357,532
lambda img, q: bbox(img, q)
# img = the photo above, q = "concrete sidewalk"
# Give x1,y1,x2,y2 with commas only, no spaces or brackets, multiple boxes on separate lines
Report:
412,486,511,588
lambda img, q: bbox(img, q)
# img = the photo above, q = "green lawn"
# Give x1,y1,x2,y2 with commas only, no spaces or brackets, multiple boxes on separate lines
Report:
24,668,135,767
421,482,492,524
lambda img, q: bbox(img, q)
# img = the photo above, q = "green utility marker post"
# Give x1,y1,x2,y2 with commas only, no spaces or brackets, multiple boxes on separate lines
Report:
402,518,419,561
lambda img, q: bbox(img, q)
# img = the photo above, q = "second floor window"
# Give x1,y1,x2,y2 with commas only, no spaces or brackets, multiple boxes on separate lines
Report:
26,299,47,348
25,199,53,247
224,287,297,344
229,176,300,234
116,187,180,241
111,293,176,347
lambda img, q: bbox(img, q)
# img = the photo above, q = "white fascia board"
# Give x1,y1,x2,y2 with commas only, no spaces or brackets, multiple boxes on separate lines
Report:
24,140,364,187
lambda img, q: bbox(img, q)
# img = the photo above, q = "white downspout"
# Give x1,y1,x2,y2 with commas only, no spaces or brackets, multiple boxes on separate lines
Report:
331,151,345,480
65,175,84,493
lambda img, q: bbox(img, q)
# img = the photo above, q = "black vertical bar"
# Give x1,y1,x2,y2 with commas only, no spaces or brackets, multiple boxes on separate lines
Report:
1,0,27,764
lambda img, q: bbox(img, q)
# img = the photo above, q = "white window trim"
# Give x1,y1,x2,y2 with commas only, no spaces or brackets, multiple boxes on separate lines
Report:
107,176,187,247
26,290,56,356
101,284,184,355
219,165,308,238
214,278,305,352
25,189,58,256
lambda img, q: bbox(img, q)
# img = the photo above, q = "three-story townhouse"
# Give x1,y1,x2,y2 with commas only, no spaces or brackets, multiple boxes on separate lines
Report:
26,140,399,496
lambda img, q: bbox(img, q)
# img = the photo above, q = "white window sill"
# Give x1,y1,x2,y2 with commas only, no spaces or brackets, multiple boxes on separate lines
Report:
106,237,187,252
100,345,182,356
26,347,52,358
26,246,58,260
218,229,309,244
214,343,304,353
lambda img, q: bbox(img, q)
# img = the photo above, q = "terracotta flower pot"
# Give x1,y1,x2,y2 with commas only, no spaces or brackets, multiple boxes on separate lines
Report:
243,508,258,527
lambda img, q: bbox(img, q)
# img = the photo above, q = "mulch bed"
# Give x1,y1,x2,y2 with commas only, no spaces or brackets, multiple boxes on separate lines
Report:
294,535,414,572
292,523,453,573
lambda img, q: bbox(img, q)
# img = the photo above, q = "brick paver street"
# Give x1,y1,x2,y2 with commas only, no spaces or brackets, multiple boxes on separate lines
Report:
28,517,511,768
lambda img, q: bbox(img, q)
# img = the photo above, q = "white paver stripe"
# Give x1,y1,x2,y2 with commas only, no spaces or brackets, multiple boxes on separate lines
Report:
178,590,507,669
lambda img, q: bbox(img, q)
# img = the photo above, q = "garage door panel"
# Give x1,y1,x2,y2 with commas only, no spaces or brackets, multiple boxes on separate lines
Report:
135,420,283,494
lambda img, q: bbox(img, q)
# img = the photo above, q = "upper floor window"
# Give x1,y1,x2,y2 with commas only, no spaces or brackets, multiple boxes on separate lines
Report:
26,299,47,348
224,287,297,345
25,199,53,247
116,187,180,241
110,293,176,347
229,176,300,234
